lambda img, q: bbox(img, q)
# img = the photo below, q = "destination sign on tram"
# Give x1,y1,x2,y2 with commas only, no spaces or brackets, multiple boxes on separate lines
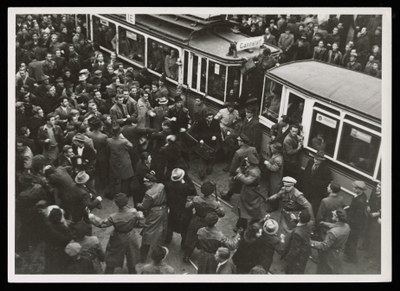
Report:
236,36,264,52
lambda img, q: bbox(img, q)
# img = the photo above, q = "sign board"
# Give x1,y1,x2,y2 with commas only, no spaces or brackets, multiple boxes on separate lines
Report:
100,19,109,26
126,14,135,24
214,64,220,75
236,36,264,52
126,31,137,41
350,128,372,143
316,113,337,129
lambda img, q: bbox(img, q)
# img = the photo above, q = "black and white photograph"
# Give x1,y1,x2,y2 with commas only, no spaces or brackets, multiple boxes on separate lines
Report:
8,7,391,283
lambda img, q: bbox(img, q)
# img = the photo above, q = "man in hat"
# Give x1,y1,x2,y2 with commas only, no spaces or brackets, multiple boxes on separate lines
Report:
152,96,170,131
196,212,241,274
166,96,191,134
302,150,332,217
267,176,314,231
240,106,262,152
311,208,351,274
74,171,102,211
344,180,368,263
292,34,312,61
106,125,134,199
278,27,294,59
183,181,225,262
164,168,197,246
37,113,64,163
264,142,284,195
137,173,168,263
191,110,221,180
282,210,312,274
346,52,362,72
88,192,145,274
75,73,94,96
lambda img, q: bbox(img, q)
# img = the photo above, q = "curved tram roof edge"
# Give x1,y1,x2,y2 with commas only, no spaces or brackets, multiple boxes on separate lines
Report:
266,60,382,122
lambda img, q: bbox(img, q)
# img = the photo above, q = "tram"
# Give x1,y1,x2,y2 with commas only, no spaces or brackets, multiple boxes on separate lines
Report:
81,14,381,201
260,60,381,202
85,14,280,110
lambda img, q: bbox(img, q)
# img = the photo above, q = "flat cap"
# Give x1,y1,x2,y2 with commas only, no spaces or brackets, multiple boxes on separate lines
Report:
352,180,366,190
282,176,297,185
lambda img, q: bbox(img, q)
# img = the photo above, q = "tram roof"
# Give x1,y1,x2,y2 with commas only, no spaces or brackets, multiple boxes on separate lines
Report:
267,60,382,121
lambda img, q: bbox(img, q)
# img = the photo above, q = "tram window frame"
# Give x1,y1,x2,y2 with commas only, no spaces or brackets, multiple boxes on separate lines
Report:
207,60,227,104
183,50,189,86
226,66,241,103
286,92,305,125
337,119,381,177
146,37,181,84
92,15,117,53
307,108,340,157
117,26,145,67
260,77,283,125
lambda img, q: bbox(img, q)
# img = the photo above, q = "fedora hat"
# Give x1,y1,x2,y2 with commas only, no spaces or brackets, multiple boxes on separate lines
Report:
75,171,90,184
74,133,86,143
171,168,185,182
263,218,279,235
78,74,87,82
158,96,168,105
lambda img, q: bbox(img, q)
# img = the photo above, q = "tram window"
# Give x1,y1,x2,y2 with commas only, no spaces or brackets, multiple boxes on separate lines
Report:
183,51,189,85
76,15,88,39
261,78,282,123
207,61,226,102
338,123,380,175
118,27,145,65
147,39,179,81
287,93,305,125
200,58,207,93
147,39,165,74
308,110,339,156
192,54,198,89
92,16,116,51
226,66,241,103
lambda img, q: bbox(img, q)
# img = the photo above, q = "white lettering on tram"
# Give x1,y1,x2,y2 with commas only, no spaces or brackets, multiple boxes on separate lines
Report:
236,36,264,52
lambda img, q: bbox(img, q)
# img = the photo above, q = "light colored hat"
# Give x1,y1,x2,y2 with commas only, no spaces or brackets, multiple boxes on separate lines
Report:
65,242,82,257
74,133,86,142
282,176,297,185
94,69,102,76
263,218,279,235
78,74,87,82
352,180,367,190
171,168,185,182
75,171,90,184
158,96,168,105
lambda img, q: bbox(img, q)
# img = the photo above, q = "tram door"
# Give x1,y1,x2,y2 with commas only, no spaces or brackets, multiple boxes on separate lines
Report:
240,66,264,107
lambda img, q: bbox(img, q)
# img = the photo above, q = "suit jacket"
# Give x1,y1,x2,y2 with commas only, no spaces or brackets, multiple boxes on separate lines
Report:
240,117,262,152
167,105,191,134
37,124,64,151
229,144,258,176
283,223,311,273
347,192,368,231
191,118,221,147
54,105,73,121
110,103,129,126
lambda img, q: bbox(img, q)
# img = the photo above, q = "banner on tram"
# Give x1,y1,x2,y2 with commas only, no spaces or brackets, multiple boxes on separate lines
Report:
236,36,264,52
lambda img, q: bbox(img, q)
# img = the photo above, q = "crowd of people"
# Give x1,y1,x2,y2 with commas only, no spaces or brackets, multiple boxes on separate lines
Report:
229,14,382,77
14,14,381,275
